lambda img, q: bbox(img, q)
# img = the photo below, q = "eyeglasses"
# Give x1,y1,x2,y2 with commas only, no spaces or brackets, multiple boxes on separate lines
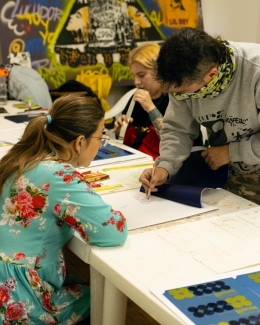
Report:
91,134,110,147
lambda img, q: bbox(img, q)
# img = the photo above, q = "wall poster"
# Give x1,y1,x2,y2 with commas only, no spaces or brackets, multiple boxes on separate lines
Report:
0,0,203,109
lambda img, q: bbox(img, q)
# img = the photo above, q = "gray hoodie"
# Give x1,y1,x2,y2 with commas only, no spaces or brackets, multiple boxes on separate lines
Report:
155,41,260,175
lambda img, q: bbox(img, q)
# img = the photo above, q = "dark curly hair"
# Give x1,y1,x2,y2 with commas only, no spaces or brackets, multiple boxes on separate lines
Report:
156,27,228,88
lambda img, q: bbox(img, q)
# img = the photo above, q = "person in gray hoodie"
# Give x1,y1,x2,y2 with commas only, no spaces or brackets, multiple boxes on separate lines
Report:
139,27,260,204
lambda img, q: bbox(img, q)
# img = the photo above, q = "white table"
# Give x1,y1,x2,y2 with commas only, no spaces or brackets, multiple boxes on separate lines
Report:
1,100,26,115
0,101,27,158
0,100,29,131
67,188,259,325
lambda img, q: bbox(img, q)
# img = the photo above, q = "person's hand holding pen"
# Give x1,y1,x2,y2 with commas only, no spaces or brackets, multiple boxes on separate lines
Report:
139,167,169,199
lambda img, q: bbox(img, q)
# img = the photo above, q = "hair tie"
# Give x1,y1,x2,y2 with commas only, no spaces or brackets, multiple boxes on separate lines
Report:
46,115,52,124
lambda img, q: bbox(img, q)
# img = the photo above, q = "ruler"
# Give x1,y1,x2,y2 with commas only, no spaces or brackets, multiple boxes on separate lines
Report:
93,184,123,192
102,163,154,172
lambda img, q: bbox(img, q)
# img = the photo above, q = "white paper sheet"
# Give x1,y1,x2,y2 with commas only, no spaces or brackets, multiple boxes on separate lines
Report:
103,188,217,230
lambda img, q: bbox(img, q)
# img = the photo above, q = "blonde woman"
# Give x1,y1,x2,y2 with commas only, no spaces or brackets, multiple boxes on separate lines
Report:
114,43,168,140
0,94,127,324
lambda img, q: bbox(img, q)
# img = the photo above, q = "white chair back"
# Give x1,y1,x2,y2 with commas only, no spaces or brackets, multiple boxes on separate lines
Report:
105,88,136,120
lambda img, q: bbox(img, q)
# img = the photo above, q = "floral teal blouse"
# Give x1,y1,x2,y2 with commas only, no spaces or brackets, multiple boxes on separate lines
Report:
0,159,128,324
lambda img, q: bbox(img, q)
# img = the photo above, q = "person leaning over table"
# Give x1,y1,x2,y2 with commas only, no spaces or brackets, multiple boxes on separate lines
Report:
0,94,127,324
139,27,260,205
113,42,203,158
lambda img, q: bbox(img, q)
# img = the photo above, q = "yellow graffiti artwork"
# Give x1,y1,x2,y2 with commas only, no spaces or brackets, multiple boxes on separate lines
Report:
76,68,113,124
9,39,25,54
158,0,199,29
150,10,164,27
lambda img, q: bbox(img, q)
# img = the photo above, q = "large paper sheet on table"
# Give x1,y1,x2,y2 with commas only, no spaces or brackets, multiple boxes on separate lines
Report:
90,162,154,194
93,162,154,195
78,161,154,193
150,206,260,324
103,188,217,230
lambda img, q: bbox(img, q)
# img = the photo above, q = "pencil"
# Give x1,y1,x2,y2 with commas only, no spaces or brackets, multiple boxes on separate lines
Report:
147,167,155,200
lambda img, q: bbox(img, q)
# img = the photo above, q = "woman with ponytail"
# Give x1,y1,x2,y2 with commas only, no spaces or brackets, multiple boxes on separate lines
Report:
0,94,127,324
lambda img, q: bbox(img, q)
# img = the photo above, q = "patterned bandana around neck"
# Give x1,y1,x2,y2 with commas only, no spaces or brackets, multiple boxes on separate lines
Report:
172,40,236,100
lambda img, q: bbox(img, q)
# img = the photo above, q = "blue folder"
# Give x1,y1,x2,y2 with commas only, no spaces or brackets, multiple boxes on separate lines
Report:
140,149,229,208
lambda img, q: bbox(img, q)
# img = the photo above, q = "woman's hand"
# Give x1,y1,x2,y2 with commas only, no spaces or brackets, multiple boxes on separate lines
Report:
134,89,155,113
139,167,169,195
113,115,133,133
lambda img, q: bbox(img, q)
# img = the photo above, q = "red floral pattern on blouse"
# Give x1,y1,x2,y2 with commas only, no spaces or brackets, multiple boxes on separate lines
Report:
2,180,49,229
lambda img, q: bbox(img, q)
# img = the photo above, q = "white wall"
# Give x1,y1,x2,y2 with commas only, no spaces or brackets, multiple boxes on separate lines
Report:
201,0,260,43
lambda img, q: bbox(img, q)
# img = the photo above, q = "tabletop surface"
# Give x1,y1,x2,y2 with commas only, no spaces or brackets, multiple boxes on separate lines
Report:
90,189,259,282
0,100,30,115
70,188,259,325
